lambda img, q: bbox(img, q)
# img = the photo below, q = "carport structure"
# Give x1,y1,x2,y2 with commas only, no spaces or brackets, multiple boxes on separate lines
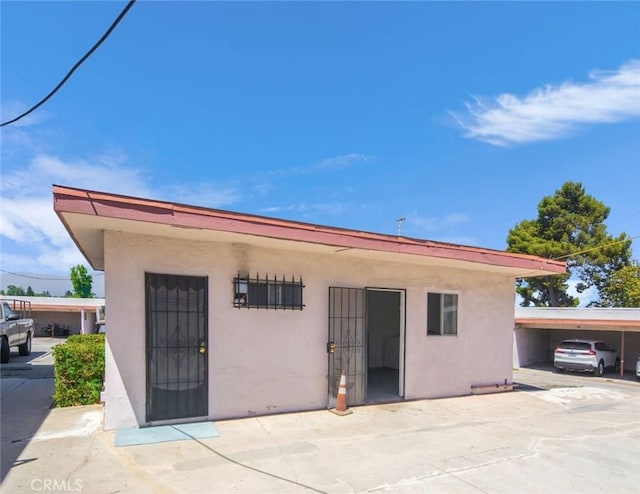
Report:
513,307,640,375
0,296,105,336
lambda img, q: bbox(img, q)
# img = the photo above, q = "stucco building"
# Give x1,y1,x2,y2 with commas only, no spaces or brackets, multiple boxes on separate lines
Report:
53,185,565,430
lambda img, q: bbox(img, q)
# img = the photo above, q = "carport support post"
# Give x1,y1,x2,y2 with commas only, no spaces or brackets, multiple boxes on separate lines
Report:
620,331,625,377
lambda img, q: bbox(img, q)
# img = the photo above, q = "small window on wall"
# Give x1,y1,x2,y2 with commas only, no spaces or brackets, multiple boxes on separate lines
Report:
427,292,458,335
233,273,304,310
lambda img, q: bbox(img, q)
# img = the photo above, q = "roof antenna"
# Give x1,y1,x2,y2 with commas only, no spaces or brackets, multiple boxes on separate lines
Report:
396,217,406,236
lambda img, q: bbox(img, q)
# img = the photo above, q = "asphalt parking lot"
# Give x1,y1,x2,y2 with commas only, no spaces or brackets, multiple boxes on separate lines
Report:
0,336,62,379
515,361,639,390
1,356,639,493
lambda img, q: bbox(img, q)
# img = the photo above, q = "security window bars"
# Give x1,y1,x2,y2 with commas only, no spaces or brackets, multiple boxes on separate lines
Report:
233,273,304,310
427,292,458,335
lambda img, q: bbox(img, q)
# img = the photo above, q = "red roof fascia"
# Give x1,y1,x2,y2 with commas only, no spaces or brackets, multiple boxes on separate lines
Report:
53,185,566,274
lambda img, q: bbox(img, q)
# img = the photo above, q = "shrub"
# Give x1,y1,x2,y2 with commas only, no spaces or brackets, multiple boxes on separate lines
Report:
66,334,105,345
53,334,105,407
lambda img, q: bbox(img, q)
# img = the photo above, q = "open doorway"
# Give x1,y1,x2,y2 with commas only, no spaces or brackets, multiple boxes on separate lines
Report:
327,287,405,408
366,289,404,403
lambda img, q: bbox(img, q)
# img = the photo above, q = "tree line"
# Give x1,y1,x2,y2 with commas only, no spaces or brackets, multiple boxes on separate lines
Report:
1,188,638,307
0,265,95,299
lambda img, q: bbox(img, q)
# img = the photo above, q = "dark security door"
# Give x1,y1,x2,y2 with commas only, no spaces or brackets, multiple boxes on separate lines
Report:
328,287,367,407
146,273,208,422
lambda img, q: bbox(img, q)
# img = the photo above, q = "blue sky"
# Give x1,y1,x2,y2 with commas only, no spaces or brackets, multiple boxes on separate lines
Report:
1,1,639,298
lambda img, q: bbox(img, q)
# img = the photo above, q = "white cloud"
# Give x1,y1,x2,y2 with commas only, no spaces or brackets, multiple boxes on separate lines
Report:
0,197,69,246
312,153,372,172
260,206,283,213
259,202,347,217
0,152,153,274
312,202,348,216
36,245,91,271
396,212,474,244
0,151,240,274
1,127,39,152
1,100,50,128
168,183,240,209
283,153,373,175
410,212,468,232
251,183,272,197
452,59,640,146
11,153,152,197
567,278,598,307
1,133,366,277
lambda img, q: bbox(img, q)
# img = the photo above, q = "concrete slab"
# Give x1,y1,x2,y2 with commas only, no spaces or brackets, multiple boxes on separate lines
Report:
31,405,103,441
1,368,639,493
1,378,54,443
1,378,55,481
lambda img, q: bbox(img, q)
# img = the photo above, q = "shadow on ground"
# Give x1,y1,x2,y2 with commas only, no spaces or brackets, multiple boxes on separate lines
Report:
0,336,63,482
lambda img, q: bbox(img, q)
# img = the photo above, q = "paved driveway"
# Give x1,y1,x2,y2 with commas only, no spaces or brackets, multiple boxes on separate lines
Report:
1,365,639,493
515,362,638,390
0,336,63,481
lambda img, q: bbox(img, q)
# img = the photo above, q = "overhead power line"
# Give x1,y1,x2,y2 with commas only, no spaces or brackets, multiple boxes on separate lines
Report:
552,235,640,261
1,0,136,127
0,269,104,280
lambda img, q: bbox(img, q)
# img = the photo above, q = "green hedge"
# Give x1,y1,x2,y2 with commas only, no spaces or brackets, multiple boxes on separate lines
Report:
66,334,105,345
53,334,105,407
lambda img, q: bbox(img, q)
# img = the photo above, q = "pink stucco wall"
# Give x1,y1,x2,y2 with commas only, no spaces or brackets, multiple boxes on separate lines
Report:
103,230,515,430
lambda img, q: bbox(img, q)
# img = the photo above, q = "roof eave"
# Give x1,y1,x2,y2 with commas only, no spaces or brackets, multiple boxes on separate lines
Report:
53,185,566,277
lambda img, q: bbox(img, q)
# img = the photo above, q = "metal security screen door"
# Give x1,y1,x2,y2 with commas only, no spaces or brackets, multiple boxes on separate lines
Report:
328,287,367,407
146,273,208,422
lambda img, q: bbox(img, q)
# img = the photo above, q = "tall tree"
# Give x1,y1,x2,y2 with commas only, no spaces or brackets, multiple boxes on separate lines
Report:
593,262,640,307
507,182,632,307
70,265,93,298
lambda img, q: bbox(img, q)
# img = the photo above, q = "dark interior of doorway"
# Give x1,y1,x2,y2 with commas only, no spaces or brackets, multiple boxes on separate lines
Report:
367,290,401,403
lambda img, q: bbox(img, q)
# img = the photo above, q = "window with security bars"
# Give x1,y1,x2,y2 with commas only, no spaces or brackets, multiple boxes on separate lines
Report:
233,273,304,310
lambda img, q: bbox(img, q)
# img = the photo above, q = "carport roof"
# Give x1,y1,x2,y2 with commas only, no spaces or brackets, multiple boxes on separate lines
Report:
1,296,105,313
53,185,566,277
515,307,640,332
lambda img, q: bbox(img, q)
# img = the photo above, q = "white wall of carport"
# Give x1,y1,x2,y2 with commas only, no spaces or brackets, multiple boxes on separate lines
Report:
32,311,97,335
513,328,551,368
514,328,640,371
103,230,517,430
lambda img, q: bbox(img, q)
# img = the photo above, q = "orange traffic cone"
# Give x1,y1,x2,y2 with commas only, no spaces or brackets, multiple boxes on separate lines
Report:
330,369,353,416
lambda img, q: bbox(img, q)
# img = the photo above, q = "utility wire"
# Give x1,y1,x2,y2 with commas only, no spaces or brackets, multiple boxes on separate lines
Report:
512,234,640,280
0,269,104,280
552,235,640,261
0,0,136,127
177,427,328,494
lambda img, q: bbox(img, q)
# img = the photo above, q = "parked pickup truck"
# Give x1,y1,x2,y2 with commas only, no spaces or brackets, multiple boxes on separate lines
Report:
1,299,34,363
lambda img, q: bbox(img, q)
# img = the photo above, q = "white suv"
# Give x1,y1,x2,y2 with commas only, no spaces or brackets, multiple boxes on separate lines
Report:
554,339,620,377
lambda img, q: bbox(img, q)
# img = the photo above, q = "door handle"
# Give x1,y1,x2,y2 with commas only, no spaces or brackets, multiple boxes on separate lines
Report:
199,342,206,355
327,341,336,354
